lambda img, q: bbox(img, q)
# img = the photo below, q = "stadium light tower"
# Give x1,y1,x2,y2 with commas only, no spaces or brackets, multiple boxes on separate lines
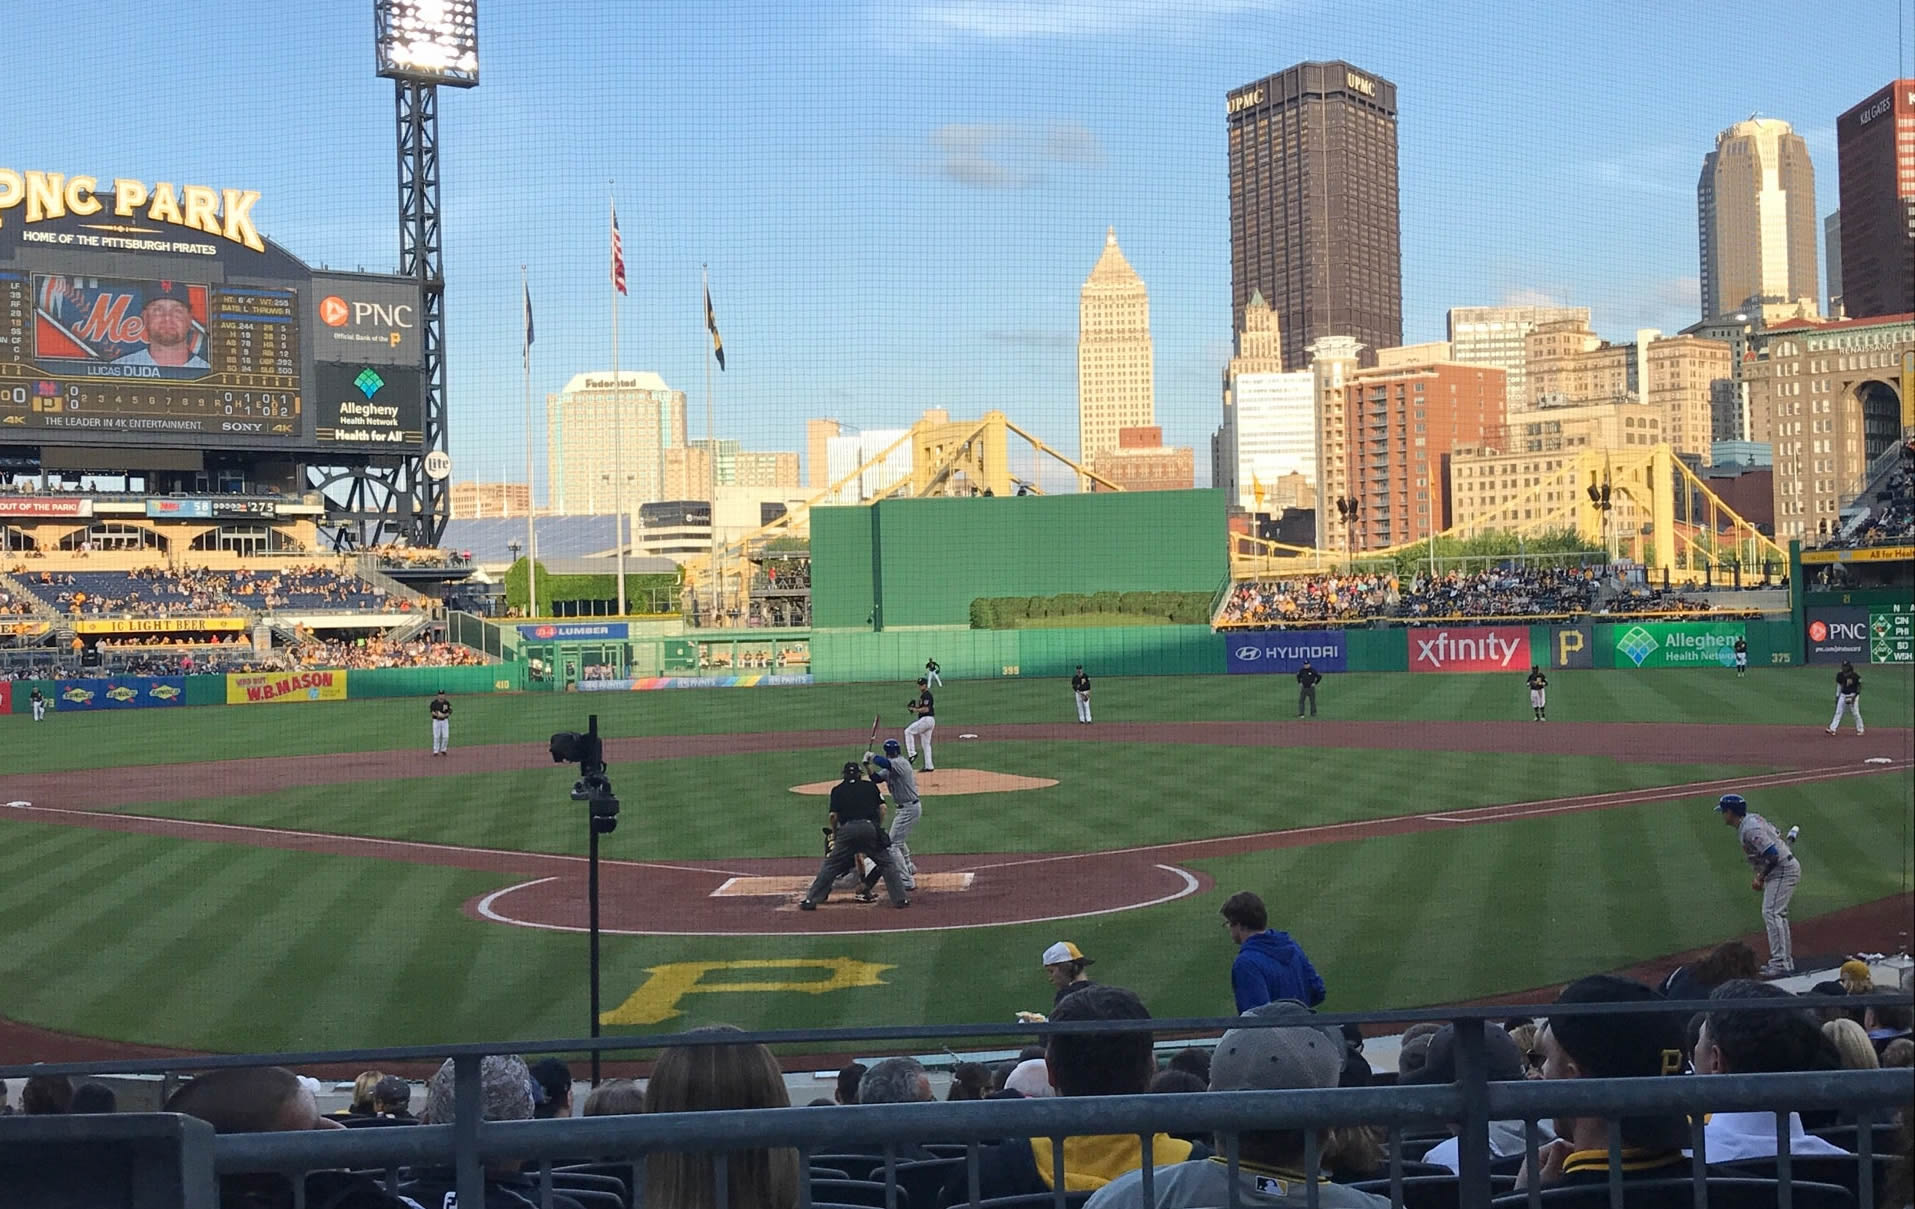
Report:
367,0,477,547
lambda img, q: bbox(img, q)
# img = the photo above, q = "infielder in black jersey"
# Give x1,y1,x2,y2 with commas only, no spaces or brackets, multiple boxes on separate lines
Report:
1071,665,1092,724
1527,667,1548,722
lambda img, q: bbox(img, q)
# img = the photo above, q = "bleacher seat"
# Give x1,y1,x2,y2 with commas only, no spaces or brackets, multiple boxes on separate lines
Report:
1489,1177,1853,1209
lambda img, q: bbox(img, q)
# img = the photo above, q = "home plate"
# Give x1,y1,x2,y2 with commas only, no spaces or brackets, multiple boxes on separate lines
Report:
1864,758,1894,764
4,801,29,809
713,872,975,898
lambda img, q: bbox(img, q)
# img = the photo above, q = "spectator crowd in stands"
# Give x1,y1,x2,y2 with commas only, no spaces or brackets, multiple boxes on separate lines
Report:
1220,565,1602,627
1824,460,1915,550
4,924,1907,1209
11,564,405,616
294,637,487,671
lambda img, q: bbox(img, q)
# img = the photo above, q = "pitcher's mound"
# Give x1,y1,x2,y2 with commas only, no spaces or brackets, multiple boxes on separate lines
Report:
789,769,1058,795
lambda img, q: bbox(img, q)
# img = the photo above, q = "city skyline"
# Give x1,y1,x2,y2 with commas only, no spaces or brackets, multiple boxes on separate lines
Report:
8,1,1902,499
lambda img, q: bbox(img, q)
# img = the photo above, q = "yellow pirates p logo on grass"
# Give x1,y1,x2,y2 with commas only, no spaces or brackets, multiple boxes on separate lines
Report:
600,957,895,1026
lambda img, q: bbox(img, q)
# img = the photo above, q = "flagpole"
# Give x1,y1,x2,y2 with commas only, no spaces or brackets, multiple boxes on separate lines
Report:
522,266,539,618
704,264,718,622
611,188,627,617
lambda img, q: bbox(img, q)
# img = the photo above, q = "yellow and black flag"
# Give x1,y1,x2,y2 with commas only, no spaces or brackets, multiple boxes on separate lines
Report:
704,283,725,370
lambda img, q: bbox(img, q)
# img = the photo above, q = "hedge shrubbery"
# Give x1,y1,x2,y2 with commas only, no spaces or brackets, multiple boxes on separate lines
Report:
968,590,1213,628
504,560,682,615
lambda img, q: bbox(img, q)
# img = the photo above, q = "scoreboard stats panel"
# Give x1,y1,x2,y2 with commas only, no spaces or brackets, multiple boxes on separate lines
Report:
0,272,302,441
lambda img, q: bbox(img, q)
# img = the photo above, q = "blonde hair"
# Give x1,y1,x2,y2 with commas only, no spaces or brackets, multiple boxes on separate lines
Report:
645,1026,798,1209
350,1070,384,1114
1821,1018,1879,1070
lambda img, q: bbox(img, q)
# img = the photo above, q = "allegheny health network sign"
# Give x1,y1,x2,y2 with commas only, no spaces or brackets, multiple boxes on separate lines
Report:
1611,621,1747,669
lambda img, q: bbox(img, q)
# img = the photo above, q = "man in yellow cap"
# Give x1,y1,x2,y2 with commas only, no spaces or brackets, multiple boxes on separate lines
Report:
1015,942,1096,1023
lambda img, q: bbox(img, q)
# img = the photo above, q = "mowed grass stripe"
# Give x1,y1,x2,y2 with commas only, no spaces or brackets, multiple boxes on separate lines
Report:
88,748,1763,861
6,666,1910,776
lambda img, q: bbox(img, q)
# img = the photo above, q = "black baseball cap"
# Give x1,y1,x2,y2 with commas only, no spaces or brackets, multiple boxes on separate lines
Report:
143,281,192,310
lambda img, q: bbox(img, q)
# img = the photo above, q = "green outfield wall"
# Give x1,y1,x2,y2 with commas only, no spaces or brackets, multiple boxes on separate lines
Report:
811,490,1228,630
810,624,1221,683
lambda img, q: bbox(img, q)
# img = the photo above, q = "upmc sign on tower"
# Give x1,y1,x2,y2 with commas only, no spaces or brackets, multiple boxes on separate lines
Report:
1408,627,1530,673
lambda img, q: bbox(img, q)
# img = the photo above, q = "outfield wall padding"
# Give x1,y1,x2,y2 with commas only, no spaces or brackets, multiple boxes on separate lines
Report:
810,625,1220,683
345,664,524,698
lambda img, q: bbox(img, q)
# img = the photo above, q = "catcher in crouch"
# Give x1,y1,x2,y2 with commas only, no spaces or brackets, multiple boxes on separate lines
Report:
798,763,910,910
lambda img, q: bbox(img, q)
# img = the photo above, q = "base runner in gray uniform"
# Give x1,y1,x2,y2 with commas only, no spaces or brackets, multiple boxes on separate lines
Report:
860,740,922,895
1715,793,1800,976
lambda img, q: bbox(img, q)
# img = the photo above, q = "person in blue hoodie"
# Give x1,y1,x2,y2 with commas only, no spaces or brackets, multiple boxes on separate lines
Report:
1221,891,1326,1010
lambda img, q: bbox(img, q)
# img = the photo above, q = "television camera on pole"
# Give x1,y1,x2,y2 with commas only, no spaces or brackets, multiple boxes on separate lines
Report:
549,715,618,1085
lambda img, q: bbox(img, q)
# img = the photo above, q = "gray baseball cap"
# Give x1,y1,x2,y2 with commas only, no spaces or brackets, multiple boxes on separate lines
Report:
1208,1020,1343,1092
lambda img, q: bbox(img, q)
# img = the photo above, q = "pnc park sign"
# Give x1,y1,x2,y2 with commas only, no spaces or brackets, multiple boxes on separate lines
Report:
0,170,266,253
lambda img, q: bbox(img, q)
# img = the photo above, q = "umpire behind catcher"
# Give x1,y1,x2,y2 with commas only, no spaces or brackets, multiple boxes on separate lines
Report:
799,763,911,910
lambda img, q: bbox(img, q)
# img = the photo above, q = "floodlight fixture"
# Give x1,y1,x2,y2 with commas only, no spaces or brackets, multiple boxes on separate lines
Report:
375,0,479,87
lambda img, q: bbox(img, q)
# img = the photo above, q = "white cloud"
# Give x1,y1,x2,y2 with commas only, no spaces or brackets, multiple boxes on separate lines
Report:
918,121,1105,189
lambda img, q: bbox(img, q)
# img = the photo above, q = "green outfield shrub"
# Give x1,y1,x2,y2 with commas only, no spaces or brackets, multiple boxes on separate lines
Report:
969,589,1213,628
504,559,682,616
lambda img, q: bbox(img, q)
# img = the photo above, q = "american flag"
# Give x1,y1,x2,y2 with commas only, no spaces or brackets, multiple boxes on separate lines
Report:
610,203,628,296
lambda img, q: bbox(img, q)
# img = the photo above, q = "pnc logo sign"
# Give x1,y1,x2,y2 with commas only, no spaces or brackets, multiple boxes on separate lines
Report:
319,296,351,327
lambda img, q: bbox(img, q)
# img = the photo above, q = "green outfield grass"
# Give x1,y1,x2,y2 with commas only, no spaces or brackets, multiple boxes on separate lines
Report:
0,771,1905,1054
6,665,1912,775
0,664,1908,1054
107,745,1758,859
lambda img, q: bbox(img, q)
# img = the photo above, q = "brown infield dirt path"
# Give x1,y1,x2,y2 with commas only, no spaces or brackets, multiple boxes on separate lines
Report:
1,720,1909,1065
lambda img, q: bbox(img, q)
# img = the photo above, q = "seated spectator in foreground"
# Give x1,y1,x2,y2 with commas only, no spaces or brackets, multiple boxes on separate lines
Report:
1396,1022,1444,1082
836,1061,867,1105
581,1078,645,1116
1692,980,1849,1161
645,1025,798,1209
1865,1000,1913,1052
940,986,1204,1206
1659,941,1760,1004
165,1066,418,1209
331,1070,383,1120
1086,1009,1384,1209
841,1058,940,1160
1515,975,1690,1190
1166,1047,1211,1085
947,1062,991,1101
69,1082,117,1114
1402,1023,1552,1173
1823,1017,1881,1070
1003,1058,1056,1098
407,1054,583,1209
1337,1025,1372,1087
21,1074,72,1115
372,1075,414,1122
0,1078,9,1115
529,1057,573,1118
1221,891,1325,1011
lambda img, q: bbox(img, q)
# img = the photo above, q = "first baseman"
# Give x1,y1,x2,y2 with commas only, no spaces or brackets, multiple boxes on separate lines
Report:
1715,793,1800,976
904,678,937,771
861,739,922,893
1827,661,1863,736
1526,666,1548,721
1071,665,1092,724
429,690,452,756
30,687,46,722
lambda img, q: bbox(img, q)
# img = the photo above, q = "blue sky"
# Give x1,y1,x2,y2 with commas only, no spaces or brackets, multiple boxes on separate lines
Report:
7,0,1906,496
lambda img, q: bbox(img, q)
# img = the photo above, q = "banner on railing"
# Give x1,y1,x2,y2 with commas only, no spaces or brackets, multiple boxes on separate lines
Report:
1407,626,1531,673
518,622,630,641
1224,630,1347,674
53,676,188,710
226,670,349,704
75,617,250,635
1611,621,1746,669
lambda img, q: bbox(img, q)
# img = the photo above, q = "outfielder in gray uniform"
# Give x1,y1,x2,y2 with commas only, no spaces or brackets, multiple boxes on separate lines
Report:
1715,793,1801,976
861,739,922,894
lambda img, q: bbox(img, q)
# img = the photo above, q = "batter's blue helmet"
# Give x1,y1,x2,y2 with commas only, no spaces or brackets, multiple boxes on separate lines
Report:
883,739,902,756
1715,794,1748,814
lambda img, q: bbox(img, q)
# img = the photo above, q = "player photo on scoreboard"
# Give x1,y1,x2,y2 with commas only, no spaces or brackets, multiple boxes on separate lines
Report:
33,275,212,380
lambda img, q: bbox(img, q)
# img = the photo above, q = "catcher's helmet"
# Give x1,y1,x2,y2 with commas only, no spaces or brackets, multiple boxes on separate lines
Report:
842,761,863,780
1715,794,1748,814
883,739,902,756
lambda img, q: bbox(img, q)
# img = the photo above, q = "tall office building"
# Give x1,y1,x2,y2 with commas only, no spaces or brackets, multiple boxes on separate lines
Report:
1750,313,1915,539
1307,336,1365,551
1698,118,1820,320
1227,61,1402,370
1341,353,1505,550
1824,211,1843,317
1077,228,1155,473
1642,334,1735,465
545,371,687,516
1836,81,1915,321
1216,291,1316,511
1447,304,1591,411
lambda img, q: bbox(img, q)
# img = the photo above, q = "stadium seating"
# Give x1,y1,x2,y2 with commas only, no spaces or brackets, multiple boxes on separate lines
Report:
14,565,394,615
1218,566,1601,626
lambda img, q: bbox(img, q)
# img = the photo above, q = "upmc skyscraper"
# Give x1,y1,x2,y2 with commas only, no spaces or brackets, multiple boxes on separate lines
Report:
1227,61,1403,370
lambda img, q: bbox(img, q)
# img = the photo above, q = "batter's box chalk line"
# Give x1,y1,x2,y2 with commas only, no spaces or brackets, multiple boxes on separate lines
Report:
711,872,977,898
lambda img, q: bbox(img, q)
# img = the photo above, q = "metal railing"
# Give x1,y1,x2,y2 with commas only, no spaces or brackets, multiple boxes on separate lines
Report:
3,995,1908,1209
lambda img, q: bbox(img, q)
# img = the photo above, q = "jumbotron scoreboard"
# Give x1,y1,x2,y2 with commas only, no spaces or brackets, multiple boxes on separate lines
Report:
0,169,424,452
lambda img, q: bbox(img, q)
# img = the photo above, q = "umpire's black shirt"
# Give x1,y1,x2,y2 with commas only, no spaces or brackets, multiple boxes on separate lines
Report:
829,778,884,826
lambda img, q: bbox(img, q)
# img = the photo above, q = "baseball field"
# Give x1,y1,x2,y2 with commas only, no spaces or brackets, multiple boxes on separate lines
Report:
0,665,1910,1060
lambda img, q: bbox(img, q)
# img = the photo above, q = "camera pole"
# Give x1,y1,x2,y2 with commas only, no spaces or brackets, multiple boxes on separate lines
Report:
549,714,618,1087
587,714,603,1087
